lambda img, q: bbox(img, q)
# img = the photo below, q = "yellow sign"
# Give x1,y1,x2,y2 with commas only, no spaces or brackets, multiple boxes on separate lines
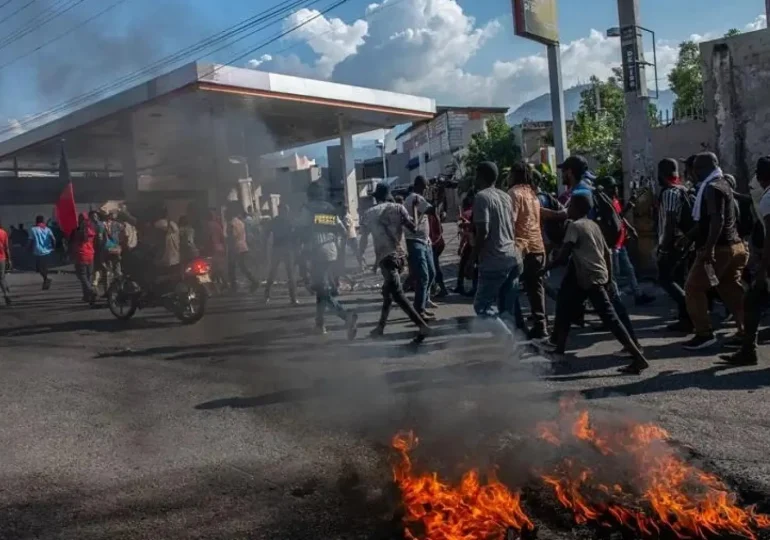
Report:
313,214,337,226
513,0,559,45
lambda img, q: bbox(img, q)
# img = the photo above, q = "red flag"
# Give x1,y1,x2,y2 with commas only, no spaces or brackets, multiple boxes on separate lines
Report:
54,144,77,238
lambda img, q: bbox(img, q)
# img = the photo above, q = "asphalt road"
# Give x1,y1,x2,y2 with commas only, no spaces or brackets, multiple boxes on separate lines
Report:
2,254,770,539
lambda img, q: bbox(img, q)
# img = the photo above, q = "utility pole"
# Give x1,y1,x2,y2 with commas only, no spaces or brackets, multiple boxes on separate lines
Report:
617,0,654,196
547,44,569,176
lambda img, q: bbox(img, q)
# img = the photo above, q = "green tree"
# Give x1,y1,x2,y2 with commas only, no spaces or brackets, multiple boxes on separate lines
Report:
463,116,521,190
725,28,742,37
668,41,704,116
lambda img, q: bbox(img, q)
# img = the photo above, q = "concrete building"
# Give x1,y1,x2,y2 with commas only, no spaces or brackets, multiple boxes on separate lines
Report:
0,61,435,227
396,106,509,182
701,28,770,191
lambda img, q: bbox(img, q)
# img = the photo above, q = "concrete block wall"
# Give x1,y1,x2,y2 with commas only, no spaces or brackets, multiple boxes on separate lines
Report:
701,29,770,190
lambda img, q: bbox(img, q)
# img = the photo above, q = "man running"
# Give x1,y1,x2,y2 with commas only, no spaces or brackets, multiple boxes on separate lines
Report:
30,215,55,290
359,183,430,342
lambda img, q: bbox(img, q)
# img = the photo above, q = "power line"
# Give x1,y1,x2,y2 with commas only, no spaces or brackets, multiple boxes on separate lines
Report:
0,0,89,52
0,0,327,136
0,0,35,27
0,0,128,71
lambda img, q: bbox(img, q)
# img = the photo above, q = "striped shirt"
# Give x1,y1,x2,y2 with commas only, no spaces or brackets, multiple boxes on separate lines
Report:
658,185,686,244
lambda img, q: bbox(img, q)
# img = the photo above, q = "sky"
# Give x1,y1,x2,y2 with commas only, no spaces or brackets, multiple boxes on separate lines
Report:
0,0,766,138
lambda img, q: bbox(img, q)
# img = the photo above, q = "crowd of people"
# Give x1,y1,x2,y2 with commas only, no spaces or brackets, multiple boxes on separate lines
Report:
3,149,770,373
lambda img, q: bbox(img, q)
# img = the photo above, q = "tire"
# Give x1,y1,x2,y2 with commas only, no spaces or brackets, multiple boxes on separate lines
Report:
173,282,207,325
107,279,139,321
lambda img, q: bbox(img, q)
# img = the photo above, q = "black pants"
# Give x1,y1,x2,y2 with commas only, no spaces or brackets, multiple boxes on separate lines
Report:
75,262,94,300
432,244,447,293
265,247,297,301
554,280,641,358
455,244,477,292
228,251,259,289
377,254,427,330
742,281,770,354
516,253,547,335
0,262,9,298
35,255,49,281
658,249,689,323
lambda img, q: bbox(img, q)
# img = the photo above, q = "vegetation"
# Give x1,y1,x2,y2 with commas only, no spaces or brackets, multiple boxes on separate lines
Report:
463,116,522,190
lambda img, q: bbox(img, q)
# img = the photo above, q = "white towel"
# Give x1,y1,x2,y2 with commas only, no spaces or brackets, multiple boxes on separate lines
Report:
692,168,723,221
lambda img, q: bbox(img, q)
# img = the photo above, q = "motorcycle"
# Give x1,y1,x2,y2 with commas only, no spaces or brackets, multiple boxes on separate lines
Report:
106,257,213,324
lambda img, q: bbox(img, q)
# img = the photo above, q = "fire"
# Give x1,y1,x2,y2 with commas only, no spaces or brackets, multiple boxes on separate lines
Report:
537,399,770,539
391,431,534,540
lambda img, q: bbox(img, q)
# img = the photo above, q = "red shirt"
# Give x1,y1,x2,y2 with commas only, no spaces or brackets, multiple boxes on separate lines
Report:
71,224,96,264
612,198,626,249
0,228,7,261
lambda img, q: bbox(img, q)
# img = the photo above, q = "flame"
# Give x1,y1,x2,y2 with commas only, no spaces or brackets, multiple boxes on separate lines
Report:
537,399,770,539
391,431,534,540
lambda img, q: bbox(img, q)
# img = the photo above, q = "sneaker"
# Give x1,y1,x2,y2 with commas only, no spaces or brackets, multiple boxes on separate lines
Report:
314,325,328,336
346,312,359,341
666,320,694,334
435,289,449,299
42,278,52,291
634,293,655,306
263,296,271,305
528,327,549,341
290,299,300,306
533,337,557,353
369,326,385,339
683,334,718,351
722,333,745,350
618,360,650,375
719,350,759,366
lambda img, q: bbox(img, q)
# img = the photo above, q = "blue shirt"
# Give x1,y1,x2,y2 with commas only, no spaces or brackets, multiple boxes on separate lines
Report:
30,225,55,256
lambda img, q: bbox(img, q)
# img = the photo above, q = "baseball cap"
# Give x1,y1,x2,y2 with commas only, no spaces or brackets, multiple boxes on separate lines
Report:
757,156,770,178
557,155,589,175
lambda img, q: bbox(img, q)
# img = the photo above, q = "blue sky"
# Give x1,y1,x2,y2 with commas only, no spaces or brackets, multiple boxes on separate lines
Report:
0,0,766,135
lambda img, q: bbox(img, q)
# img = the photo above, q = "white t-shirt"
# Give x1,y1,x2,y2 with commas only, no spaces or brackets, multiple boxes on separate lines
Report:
758,186,770,219
403,192,432,244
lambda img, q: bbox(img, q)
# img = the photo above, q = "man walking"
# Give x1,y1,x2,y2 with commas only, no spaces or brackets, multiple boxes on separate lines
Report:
540,193,649,374
30,215,55,290
721,156,770,365
70,213,97,304
359,183,430,342
298,183,357,338
404,176,436,320
683,152,748,350
471,162,521,335
226,203,260,293
0,219,11,305
656,158,693,332
508,161,548,339
263,202,299,305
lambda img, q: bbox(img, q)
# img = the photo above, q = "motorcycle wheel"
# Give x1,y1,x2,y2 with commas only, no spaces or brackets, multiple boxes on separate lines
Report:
107,279,139,321
173,282,207,325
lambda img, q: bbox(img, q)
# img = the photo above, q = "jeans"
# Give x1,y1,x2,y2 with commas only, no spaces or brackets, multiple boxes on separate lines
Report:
228,251,259,289
376,254,427,330
312,259,348,328
657,248,689,323
685,242,748,336
264,246,297,302
514,253,547,336
612,246,641,296
75,262,94,300
473,262,520,335
406,240,435,313
432,243,447,293
0,262,9,298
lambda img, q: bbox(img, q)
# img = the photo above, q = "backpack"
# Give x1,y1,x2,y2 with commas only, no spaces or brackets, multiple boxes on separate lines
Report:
538,192,567,245
591,190,623,247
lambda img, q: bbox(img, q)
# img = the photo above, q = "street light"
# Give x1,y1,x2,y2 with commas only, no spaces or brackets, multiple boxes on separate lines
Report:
605,25,659,99
375,139,388,180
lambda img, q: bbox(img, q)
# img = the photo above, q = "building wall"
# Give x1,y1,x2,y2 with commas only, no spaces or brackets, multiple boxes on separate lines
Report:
701,29,770,190
650,120,715,167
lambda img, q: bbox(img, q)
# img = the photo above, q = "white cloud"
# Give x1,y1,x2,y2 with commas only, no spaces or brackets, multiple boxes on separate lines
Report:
746,14,767,32
247,2,765,109
247,54,273,69
6,118,25,135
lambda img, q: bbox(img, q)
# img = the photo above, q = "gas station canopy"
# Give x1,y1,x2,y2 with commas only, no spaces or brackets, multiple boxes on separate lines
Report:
0,62,436,175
